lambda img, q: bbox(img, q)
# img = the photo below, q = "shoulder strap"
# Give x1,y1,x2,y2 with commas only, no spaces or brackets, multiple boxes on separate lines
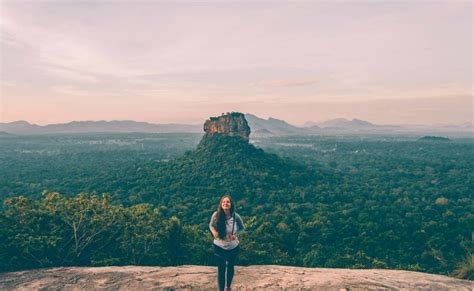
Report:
232,212,235,234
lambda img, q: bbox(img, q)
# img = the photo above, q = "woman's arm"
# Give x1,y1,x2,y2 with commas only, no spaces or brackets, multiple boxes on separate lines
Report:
235,213,245,235
209,212,218,238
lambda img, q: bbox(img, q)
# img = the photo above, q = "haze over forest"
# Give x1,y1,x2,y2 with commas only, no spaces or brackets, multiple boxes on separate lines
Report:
1,1,472,125
1,113,473,277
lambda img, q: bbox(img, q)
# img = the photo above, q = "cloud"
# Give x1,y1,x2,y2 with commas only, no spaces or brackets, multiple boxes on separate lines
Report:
50,86,123,98
44,66,100,83
0,30,31,50
1,1,471,125
0,80,17,87
251,79,318,87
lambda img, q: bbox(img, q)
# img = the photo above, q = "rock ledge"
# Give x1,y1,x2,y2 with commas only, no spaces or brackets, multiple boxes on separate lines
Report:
1,265,472,290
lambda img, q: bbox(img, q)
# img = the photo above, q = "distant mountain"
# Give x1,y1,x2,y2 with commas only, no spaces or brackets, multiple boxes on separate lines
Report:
303,118,473,136
302,121,319,127
459,122,473,128
317,118,378,129
0,121,42,134
0,120,202,134
2,116,472,136
253,128,273,135
386,123,473,136
418,136,451,142
245,114,308,135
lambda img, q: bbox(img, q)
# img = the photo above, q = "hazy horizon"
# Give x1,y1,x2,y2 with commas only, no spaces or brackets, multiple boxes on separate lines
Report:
2,106,473,128
1,1,472,126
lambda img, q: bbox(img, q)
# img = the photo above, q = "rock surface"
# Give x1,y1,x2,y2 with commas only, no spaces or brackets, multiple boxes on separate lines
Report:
1,265,472,290
203,112,251,142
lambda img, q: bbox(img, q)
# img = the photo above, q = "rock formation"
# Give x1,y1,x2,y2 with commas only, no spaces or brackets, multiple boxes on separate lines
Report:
202,112,251,142
1,265,472,290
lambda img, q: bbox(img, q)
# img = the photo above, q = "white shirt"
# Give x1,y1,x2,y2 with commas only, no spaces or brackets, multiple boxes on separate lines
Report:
210,212,245,250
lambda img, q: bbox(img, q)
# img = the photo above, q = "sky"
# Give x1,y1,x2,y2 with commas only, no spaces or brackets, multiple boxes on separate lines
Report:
1,0,472,126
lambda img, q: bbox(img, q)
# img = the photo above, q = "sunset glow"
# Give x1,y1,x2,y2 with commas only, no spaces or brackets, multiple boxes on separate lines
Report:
1,1,472,125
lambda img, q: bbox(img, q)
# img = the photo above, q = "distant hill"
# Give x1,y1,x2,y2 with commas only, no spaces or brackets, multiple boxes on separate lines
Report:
253,128,273,135
2,116,472,136
316,118,377,129
304,118,473,136
418,136,451,142
245,114,308,135
0,121,42,134
0,120,202,134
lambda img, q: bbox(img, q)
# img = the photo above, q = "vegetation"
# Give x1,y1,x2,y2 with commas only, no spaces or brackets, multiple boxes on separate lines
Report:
0,133,472,277
453,254,474,280
0,192,211,271
209,112,244,121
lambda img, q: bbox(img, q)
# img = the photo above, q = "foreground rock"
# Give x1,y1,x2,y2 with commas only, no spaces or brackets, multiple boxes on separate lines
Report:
1,265,472,290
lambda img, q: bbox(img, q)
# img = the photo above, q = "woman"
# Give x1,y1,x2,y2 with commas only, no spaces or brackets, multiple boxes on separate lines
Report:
209,195,245,291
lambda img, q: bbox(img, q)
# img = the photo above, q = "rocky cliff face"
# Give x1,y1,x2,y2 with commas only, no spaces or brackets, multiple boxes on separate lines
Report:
202,112,251,142
1,265,472,290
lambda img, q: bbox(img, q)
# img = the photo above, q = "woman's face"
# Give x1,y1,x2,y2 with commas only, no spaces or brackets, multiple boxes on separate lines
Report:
221,197,231,210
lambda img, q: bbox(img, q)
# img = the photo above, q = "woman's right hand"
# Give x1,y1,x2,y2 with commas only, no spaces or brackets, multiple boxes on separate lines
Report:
211,229,218,239
227,234,237,241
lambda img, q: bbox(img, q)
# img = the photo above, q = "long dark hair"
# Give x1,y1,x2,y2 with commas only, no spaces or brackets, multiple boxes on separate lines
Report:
214,195,236,239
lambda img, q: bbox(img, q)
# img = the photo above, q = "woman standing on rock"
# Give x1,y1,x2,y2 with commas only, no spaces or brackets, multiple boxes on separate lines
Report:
209,195,245,291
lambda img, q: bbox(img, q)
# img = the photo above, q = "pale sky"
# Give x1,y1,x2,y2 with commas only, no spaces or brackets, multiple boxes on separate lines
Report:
1,0,472,125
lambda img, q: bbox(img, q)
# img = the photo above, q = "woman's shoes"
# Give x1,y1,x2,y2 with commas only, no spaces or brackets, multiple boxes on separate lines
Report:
225,287,230,291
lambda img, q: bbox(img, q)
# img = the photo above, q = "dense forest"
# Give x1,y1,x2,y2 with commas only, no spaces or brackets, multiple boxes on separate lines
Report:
0,133,472,279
